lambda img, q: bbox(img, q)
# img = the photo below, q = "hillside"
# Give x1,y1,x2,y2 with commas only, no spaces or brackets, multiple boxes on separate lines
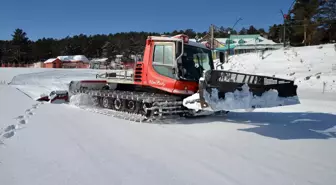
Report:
222,44,336,93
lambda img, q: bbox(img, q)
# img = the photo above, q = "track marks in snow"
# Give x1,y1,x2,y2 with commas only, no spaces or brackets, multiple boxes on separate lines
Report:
2,131,15,139
25,109,34,116
0,125,17,145
4,125,16,132
18,119,27,125
0,102,42,144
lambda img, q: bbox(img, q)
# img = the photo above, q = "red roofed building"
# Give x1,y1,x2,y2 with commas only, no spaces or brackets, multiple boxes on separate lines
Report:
44,58,62,68
43,55,90,68
57,55,89,68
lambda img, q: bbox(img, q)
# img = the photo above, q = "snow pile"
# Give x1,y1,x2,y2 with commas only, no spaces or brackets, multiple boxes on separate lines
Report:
0,68,51,83
69,93,95,107
220,44,336,92
183,84,300,112
7,69,99,99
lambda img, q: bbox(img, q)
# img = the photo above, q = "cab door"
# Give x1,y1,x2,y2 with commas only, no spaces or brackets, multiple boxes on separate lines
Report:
147,41,177,92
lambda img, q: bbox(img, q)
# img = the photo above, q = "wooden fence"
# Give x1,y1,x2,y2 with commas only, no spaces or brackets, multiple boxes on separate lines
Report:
0,63,35,68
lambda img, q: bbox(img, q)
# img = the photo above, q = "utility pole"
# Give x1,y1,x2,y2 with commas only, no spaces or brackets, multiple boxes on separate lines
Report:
281,10,286,47
209,24,215,59
210,24,214,50
228,18,242,56
284,21,286,47
303,18,307,46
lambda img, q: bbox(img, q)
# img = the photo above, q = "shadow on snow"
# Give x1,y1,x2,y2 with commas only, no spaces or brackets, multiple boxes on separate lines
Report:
172,111,336,140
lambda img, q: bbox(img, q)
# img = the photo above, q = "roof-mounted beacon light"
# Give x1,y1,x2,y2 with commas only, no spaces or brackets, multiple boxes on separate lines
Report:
205,42,211,49
172,34,189,44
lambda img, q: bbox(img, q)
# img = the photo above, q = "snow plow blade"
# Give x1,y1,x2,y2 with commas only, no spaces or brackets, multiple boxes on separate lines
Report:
191,70,300,111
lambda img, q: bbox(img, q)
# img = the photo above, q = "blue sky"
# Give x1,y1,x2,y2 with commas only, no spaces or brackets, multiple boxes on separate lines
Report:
0,0,294,40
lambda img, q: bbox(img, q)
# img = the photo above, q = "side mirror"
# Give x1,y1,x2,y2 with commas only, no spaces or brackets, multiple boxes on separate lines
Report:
219,52,224,64
172,67,176,74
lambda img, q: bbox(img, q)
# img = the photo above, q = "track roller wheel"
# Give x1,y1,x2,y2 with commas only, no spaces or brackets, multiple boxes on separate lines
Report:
113,98,125,111
92,96,99,106
102,97,111,109
125,100,139,113
146,102,161,121
139,102,153,120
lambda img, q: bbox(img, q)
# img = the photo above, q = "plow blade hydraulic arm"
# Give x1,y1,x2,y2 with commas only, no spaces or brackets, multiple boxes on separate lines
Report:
197,70,300,111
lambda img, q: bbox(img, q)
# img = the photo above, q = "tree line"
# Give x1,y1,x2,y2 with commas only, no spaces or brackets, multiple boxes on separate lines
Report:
0,26,265,64
268,0,335,46
0,0,334,64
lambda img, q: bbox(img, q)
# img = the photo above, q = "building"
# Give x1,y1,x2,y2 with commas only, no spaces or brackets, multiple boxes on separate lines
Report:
44,58,62,68
43,55,90,68
33,61,45,68
89,58,109,69
190,34,283,58
57,55,90,68
214,34,282,55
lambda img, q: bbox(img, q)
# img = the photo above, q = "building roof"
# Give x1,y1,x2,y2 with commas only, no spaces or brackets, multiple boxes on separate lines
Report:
216,36,277,45
191,34,280,50
215,45,237,51
226,34,260,39
44,58,58,64
213,34,282,51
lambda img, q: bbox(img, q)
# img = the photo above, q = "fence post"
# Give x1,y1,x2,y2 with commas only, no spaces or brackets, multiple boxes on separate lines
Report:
323,81,327,93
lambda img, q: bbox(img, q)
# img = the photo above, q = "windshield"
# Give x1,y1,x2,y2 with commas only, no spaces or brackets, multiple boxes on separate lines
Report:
178,44,213,81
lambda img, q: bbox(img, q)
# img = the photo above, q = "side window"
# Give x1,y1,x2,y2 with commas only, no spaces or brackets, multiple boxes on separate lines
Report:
153,45,173,65
152,44,175,78
153,45,164,63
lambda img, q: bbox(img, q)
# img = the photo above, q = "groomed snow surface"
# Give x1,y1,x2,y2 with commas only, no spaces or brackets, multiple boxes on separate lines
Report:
1,44,336,185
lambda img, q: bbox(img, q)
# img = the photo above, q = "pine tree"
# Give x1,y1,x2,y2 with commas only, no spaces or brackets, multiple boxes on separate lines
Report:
258,28,266,35
239,27,248,35
247,26,259,34
316,0,336,42
268,24,281,42
102,41,119,69
0,43,3,64
10,28,32,64
290,0,321,45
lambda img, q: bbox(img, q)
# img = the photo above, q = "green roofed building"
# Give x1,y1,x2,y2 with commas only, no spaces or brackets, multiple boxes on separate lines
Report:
190,34,283,59
214,34,282,55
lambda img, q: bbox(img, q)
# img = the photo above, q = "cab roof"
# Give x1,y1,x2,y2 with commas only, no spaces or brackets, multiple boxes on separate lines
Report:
148,35,210,50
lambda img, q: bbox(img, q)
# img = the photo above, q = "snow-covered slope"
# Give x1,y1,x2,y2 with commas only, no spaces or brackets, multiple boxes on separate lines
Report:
222,44,336,93
0,68,50,83
0,68,101,99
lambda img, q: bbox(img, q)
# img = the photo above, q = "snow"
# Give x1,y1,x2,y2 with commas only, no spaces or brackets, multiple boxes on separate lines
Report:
3,68,100,99
220,44,336,94
183,84,300,111
69,93,95,107
1,44,336,185
57,55,90,63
